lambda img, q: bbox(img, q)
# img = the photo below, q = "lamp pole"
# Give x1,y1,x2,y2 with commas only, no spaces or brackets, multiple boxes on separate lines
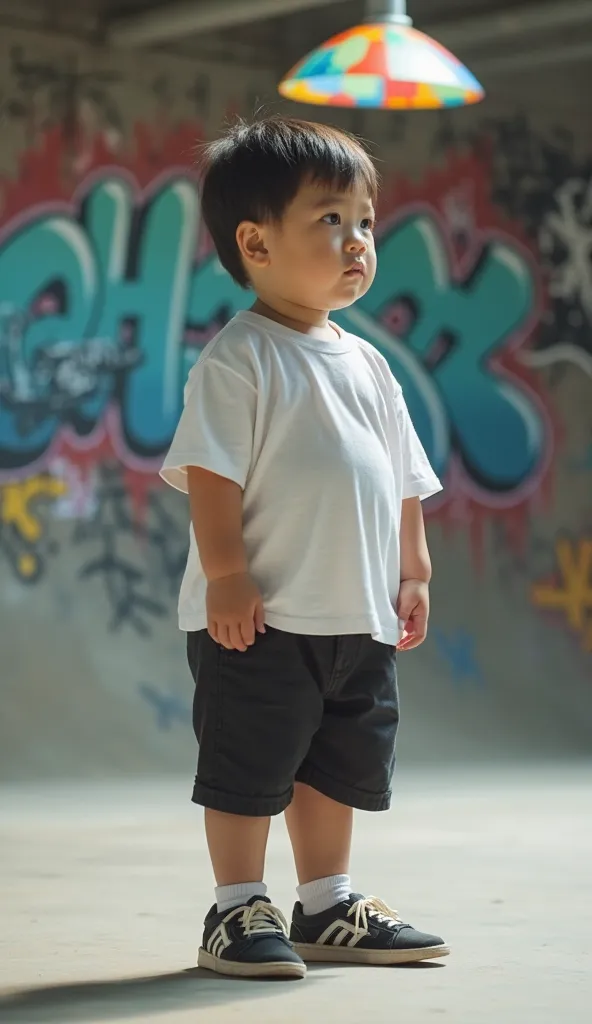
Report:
366,0,412,25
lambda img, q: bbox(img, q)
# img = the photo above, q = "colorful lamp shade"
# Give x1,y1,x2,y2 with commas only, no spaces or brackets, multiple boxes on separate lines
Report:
279,22,484,110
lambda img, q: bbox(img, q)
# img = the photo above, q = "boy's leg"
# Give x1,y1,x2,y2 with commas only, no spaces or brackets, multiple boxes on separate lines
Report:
285,783,352,882
205,809,270,886
288,634,450,964
199,807,305,980
205,809,270,913
285,783,354,916
187,627,326,979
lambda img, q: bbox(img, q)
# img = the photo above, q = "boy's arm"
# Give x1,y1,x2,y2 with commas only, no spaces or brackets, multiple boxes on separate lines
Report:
397,496,431,651
400,496,431,584
387,380,440,651
187,466,265,652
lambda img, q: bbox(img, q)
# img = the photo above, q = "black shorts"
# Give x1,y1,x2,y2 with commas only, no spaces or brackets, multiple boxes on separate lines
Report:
186,626,399,817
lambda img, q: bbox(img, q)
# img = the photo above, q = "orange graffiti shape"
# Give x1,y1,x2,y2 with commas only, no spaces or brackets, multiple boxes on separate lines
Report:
532,539,592,652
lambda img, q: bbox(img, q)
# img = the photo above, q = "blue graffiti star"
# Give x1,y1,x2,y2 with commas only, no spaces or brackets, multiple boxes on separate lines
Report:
433,628,485,688
138,683,191,731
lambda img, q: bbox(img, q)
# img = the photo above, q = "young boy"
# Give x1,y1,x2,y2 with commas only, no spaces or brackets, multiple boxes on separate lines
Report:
161,116,447,980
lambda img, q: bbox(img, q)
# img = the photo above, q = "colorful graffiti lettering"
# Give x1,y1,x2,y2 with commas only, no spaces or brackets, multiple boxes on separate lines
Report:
0,128,552,527
532,538,592,652
0,473,66,580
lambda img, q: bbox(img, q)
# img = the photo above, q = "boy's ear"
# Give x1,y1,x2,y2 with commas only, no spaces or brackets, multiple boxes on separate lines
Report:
236,221,270,271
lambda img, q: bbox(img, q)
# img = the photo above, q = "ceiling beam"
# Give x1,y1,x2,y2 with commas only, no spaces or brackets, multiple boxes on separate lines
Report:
476,39,592,75
427,0,592,50
108,0,592,50
108,0,344,48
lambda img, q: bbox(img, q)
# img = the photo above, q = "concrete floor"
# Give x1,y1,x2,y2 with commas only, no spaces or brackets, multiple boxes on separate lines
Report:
1,763,591,1024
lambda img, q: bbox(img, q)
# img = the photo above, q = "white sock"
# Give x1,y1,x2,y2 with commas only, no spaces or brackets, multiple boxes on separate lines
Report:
215,881,267,915
297,874,352,916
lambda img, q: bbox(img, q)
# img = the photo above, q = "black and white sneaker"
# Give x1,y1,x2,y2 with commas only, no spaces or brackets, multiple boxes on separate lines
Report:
198,895,306,979
290,894,450,965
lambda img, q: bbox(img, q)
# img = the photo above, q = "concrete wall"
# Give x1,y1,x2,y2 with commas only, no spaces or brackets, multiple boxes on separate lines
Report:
1,24,591,783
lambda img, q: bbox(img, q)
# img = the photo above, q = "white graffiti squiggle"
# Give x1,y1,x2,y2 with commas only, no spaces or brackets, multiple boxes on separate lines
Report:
539,177,592,322
521,342,592,378
520,176,592,378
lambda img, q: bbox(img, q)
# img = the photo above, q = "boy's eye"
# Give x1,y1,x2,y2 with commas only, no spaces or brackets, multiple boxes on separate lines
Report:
322,213,341,225
361,218,374,231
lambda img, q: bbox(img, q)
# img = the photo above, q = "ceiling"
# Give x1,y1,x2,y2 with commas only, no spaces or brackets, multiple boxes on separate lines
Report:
0,0,591,78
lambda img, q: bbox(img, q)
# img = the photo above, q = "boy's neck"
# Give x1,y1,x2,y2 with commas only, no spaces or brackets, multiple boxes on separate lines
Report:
251,298,338,341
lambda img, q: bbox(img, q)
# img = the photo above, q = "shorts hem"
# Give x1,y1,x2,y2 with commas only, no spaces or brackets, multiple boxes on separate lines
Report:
295,764,392,812
192,780,294,817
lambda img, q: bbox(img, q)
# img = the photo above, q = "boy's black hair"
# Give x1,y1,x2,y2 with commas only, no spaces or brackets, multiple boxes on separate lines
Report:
200,115,378,288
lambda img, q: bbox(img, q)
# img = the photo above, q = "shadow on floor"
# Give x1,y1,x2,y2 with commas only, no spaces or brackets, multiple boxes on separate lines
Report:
0,967,316,1023
0,961,445,1022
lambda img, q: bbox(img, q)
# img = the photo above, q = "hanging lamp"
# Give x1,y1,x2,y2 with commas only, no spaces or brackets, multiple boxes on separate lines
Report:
278,0,484,110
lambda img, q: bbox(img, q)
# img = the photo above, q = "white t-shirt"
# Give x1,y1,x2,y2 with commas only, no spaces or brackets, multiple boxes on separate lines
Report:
160,310,442,645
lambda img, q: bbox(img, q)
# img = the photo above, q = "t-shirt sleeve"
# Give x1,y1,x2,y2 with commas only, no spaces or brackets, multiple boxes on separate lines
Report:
159,356,257,494
394,388,443,501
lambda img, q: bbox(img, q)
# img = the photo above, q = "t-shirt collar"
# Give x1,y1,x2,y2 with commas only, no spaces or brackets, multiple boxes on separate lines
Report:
235,310,353,354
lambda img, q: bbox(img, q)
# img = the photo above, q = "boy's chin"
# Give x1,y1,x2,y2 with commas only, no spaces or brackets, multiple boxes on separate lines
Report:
330,290,367,311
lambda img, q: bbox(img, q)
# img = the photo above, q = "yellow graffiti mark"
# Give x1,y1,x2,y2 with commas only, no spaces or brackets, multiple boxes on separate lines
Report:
0,475,67,581
532,539,592,652
1,476,67,540
18,552,39,578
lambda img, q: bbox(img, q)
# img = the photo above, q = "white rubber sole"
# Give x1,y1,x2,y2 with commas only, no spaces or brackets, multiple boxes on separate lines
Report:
198,947,307,979
292,942,451,966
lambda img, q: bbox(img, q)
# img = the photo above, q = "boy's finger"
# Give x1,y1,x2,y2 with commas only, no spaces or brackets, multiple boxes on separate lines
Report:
228,623,247,651
217,624,232,650
254,600,266,634
241,617,256,647
401,635,425,650
399,622,428,650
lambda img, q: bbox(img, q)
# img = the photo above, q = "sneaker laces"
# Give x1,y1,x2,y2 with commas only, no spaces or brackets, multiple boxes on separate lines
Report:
226,900,289,938
347,896,403,939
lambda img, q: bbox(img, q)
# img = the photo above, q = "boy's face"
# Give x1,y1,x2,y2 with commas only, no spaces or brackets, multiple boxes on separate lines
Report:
239,179,377,312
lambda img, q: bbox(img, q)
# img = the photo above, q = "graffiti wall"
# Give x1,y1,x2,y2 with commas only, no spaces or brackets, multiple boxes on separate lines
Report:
0,138,553,585
1,28,590,780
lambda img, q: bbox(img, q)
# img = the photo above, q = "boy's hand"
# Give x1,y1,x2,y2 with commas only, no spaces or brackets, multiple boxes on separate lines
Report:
396,578,430,651
206,572,266,652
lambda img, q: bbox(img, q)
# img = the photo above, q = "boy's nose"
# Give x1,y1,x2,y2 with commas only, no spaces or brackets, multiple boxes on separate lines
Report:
346,235,367,254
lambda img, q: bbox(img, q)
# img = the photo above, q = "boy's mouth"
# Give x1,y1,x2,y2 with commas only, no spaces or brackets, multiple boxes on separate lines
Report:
344,263,365,278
